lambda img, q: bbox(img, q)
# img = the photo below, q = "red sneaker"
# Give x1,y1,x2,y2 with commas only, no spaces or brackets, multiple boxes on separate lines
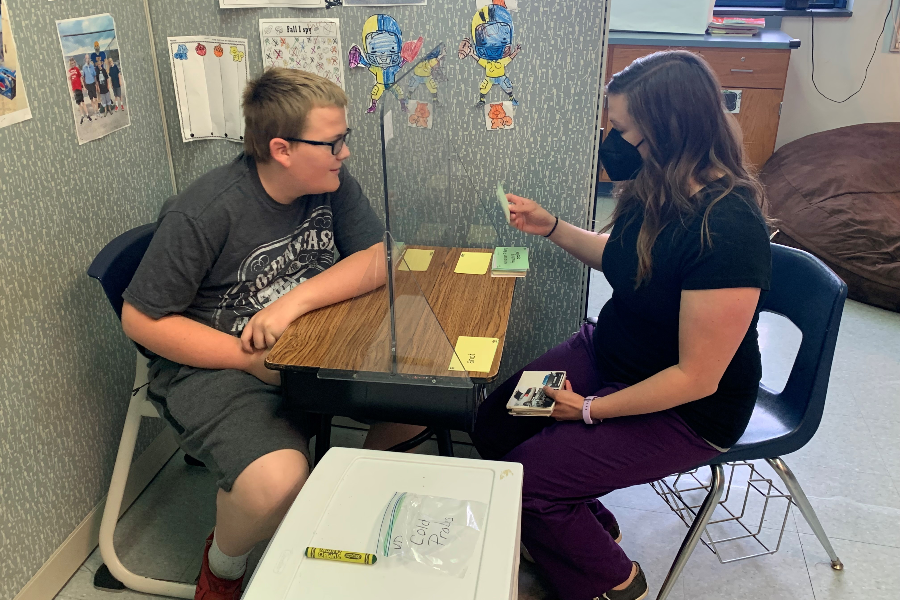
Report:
195,533,244,600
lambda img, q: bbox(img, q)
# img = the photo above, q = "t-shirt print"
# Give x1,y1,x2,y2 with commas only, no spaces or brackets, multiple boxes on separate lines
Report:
213,207,336,334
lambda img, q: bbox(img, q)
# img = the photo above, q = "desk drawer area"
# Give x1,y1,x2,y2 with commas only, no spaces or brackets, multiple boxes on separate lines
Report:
608,45,790,89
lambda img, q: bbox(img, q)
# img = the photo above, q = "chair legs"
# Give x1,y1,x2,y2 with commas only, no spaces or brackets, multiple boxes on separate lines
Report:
656,464,726,600
97,353,194,598
435,429,454,457
766,456,843,570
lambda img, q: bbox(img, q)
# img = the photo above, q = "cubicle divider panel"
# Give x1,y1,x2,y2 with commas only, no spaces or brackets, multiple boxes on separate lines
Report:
0,1,175,597
146,0,609,386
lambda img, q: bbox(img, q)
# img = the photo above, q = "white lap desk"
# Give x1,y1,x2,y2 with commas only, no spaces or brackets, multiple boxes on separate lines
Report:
243,447,523,600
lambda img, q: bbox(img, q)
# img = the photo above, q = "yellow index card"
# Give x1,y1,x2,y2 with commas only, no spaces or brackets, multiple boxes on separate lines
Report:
449,336,499,372
454,251,493,275
398,248,434,271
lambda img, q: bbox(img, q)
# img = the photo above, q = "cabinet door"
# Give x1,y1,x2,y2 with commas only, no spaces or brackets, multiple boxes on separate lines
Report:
731,88,783,171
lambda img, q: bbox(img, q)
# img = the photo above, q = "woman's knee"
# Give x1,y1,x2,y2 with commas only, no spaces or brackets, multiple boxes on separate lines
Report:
228,449,310,519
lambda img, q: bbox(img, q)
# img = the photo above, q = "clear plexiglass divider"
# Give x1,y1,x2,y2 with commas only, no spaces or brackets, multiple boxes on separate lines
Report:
318,43,517,386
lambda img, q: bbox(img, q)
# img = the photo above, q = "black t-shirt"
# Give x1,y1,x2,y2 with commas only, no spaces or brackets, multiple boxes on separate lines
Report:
593,185,772,449
96,66,110,94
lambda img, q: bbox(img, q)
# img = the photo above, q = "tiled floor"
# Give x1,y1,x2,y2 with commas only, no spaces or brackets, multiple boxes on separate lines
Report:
55,199,900,600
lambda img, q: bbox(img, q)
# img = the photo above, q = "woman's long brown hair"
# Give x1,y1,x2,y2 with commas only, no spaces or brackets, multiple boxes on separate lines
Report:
601,50,770,287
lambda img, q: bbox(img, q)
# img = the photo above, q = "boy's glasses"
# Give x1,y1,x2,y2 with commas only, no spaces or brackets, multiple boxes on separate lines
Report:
280,129,351,156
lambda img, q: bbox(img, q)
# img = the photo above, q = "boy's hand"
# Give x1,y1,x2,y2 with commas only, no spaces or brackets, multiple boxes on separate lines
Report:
241,300,302,352
244,349,281,386
507,193,557,237
545,381,585,421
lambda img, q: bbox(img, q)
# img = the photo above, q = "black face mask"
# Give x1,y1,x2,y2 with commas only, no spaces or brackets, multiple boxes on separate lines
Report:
599,128,644,181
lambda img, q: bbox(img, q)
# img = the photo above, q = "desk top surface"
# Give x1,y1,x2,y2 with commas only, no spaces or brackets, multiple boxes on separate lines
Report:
267,246,517,382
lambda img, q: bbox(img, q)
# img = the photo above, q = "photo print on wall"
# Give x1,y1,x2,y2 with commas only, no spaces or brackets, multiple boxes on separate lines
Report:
56,13,131,144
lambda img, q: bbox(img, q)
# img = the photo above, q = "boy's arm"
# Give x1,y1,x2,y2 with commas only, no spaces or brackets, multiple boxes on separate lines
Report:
240,241,386,351
122,302,279,384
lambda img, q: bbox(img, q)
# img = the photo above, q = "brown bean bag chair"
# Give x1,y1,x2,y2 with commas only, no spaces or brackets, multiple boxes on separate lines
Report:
761,122,900,312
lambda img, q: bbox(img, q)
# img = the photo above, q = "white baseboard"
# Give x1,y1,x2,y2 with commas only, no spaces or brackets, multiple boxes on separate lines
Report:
13,428,179,600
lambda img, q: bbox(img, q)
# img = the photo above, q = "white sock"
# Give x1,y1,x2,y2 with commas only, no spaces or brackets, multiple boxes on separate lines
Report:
208,531,250,580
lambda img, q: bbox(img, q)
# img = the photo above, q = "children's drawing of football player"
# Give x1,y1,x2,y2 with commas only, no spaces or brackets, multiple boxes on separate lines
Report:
458,0,521,109
348,15,422,114
407,44,445,105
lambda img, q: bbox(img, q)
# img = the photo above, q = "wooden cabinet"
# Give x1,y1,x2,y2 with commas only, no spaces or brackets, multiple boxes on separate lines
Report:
599,44,792,181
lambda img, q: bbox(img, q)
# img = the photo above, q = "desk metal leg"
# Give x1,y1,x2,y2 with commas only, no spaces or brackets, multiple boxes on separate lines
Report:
436,429,453,457
315,415,333,465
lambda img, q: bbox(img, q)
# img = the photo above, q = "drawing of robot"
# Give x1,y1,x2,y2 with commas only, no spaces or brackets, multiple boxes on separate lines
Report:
348,14,422,114
458,0,521,109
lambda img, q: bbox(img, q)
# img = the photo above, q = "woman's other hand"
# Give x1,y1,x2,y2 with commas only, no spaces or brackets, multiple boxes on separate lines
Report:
546,380,585,421
507,194,556,237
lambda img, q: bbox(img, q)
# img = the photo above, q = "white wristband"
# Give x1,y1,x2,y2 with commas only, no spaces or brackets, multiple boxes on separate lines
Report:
583,396,597,425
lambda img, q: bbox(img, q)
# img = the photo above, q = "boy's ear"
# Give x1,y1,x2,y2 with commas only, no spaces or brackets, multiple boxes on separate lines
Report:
268,137,293,168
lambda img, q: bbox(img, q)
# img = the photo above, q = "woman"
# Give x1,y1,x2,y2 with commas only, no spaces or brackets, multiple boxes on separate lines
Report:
471,51,772,600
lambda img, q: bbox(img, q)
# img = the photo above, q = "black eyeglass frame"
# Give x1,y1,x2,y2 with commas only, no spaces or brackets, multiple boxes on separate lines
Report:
279,129,352,156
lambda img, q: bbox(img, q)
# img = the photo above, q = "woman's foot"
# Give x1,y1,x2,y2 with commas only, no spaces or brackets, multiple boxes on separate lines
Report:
602,562,648,600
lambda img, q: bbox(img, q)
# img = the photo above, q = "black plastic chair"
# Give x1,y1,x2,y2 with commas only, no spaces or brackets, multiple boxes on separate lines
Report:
654,243,848,600
88,224,196,598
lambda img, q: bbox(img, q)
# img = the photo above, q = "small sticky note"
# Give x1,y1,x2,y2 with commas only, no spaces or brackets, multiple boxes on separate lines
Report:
454,251,493,275
497,182,510,223
398,248,434,271
449,336,499,372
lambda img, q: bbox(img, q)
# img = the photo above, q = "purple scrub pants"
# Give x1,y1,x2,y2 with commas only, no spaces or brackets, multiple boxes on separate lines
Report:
472,324,721,599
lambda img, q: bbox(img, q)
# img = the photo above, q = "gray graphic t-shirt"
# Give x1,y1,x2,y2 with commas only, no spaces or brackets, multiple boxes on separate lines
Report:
124,154,383,335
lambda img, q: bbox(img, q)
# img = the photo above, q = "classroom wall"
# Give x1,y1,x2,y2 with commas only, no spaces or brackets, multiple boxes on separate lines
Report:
146,0,608,380
776,0,900,147
0,1,174,597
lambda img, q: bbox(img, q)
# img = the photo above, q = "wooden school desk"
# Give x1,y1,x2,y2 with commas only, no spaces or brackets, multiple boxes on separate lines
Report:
266,246,517,460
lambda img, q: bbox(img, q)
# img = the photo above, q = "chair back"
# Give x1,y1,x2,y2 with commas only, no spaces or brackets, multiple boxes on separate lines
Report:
724,244,847,461
87,224,155,320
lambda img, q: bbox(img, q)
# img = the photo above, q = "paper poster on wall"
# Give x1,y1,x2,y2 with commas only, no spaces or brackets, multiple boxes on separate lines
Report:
168,36,248,143
406,100,432,129
0,0,32,129
476,0,518,10
56,14,131,144
348,14,422,114
221,0,325,8
458,0,522,110
259,19,345,89
484,101,514,130
343,0,426,6
406,43,446,105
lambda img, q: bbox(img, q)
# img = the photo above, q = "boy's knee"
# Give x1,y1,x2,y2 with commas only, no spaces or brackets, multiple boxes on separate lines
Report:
230,451,309,518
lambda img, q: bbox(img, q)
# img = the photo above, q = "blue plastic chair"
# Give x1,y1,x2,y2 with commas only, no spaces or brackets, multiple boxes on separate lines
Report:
88,224,196,599
655,243,848,600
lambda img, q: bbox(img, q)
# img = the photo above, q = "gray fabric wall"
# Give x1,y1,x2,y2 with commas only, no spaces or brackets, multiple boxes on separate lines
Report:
147,0,607,382
0,1,173,597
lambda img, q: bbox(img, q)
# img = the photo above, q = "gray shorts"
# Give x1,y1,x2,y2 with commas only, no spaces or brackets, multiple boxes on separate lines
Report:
147,358,313,491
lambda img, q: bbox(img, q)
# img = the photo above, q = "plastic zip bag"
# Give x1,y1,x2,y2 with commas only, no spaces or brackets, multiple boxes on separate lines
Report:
375,492,488,577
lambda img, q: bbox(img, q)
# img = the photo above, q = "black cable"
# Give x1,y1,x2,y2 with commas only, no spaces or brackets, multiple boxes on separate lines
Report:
810,0,895,103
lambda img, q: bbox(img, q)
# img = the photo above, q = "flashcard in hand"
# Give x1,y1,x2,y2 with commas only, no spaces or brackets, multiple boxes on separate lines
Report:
497,182,510,224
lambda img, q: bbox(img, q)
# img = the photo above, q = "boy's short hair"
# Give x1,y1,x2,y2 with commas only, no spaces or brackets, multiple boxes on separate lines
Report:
242,68,348,163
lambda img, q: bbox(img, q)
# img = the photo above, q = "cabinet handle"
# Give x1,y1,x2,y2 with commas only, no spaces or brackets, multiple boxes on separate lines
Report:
731,68,754,73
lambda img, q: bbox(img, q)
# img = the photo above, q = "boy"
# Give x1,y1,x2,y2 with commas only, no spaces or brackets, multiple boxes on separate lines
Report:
67,58,91,124
94,57,113,116
81,54,98,116
107,57,124,111
122,68,423,600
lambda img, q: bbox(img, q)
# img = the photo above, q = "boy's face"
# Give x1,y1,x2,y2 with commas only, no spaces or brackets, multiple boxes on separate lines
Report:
280,105,350,195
